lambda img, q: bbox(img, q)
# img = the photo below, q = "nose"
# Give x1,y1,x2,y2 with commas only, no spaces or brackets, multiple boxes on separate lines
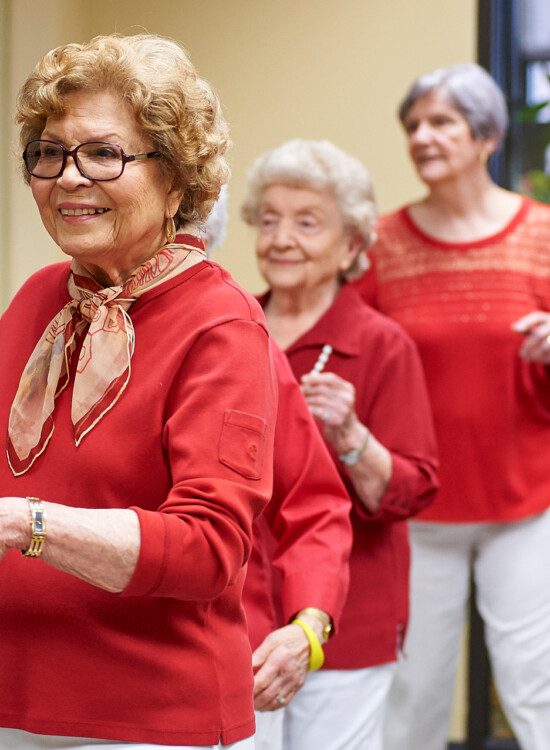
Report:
409,121,433,146
56,154,92,189
271,218,295,249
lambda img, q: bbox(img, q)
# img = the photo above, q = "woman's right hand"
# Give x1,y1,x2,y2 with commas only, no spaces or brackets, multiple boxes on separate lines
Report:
512,311,550,365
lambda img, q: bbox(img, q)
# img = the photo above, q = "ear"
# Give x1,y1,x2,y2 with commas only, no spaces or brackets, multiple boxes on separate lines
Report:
340,232,365,273
480,134,499,162
165,185,183,221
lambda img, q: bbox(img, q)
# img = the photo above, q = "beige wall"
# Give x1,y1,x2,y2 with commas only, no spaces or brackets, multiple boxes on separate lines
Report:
0,0,11,309
1,3,475,736
2,0,476,303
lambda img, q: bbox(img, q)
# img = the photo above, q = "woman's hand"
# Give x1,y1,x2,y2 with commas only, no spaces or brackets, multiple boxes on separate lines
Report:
300,371,358,438
300,371,392,512
252,623,311,711
512,311,550,365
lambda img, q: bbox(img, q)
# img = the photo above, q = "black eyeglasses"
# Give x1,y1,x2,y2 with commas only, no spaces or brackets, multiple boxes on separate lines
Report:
23,140,162,181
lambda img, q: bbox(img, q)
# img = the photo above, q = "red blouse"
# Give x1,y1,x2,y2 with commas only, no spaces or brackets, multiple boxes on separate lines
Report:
354,198,550,523
262,284,438,668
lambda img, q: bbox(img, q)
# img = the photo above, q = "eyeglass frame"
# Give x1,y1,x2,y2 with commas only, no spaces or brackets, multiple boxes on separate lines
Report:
23,139,162,182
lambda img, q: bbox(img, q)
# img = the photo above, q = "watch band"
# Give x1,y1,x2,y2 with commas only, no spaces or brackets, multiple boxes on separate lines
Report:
21,497,46,558
338,427,371,466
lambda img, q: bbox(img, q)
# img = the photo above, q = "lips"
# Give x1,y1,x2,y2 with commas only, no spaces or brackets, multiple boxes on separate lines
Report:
413,153,442,164
266,254,304,264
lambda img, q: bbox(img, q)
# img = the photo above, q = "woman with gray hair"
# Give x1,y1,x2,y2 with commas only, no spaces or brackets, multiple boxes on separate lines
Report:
241,138,438,750
355,63,550,749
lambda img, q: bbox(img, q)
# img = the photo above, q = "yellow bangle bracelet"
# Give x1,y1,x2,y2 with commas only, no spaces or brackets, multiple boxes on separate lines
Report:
292,618,325,671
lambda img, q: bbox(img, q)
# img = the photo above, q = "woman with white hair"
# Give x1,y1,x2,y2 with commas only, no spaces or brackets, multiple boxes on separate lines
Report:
354,63,550,749
241,138,439,750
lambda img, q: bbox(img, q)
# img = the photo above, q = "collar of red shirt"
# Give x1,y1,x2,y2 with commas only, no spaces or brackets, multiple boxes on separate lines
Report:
258,283,365,357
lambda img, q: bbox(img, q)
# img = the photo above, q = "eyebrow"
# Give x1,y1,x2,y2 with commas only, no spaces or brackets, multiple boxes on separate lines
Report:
261,204,324,215
40,132,125,144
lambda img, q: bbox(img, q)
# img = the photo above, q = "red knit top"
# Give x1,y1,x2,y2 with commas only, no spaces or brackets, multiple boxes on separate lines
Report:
354,198,550,523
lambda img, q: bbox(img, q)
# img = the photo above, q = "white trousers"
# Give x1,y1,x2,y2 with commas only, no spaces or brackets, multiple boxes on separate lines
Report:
0,728,254,750
255,664,396,750
253,710,284,750
384,510,550,750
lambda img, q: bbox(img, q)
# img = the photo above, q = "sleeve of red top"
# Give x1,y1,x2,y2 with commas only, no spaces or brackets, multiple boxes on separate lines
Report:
356,330,439,523
122,319,277,599
263,345,352,629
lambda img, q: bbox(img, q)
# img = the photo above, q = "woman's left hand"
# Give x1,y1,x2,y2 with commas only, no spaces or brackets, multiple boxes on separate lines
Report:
300,371,357,434
512,311,550,364
252,623,310,711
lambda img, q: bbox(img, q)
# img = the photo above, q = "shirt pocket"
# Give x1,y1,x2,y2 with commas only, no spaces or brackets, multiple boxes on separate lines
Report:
218,409,267,480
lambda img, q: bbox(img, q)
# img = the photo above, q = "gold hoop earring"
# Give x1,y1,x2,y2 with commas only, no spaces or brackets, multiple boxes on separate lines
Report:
165,216,176,244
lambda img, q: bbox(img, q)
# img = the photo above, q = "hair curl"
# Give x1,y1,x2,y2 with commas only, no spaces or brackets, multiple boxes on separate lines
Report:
16,33,230,225
240,139,377,281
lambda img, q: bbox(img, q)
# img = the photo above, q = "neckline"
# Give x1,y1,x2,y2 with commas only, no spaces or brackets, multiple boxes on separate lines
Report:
400,196,530,250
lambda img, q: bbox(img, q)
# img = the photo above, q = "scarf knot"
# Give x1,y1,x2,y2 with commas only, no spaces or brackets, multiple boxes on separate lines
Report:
7,236,206,476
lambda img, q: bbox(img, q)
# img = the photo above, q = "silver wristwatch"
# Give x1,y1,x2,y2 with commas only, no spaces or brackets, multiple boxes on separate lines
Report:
338,429,371,466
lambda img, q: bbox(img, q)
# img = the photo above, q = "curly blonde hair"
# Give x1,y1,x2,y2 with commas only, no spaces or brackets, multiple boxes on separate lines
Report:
16,33,230,225
241,139,377,280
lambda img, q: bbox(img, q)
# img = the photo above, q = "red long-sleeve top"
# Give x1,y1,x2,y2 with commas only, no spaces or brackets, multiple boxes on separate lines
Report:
244,342,353,651
0,259,277,745
354,198,550,523
261,284,438,668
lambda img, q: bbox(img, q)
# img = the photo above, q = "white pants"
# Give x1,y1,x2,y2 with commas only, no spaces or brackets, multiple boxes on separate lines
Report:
384,510,550,750
253,710,284,750
254,664,396,750
0,728,254,750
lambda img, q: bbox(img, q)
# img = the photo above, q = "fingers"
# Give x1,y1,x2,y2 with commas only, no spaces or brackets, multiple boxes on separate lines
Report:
252,625,310,711
251,638,271,670
512,312,550,364
301,372,356,426
518,330,550,364
511,310,550,334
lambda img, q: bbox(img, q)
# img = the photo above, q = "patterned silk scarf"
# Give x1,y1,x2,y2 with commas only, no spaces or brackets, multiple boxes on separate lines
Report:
7,234,206,476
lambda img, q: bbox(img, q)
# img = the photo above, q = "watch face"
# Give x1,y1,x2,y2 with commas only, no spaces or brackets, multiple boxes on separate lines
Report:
34,511,45,533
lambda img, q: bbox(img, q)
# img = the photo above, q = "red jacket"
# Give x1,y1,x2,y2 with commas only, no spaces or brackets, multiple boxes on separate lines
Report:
262,284,438,668
244,342,353,650
0,260,277,745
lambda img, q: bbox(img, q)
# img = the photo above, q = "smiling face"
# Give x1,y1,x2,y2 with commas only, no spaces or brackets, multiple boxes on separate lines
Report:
402,88,495,187
255,184,360,297
30,89,181,285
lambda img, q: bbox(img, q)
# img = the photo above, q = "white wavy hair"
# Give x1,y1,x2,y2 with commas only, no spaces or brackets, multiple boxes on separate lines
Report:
240,139,377,280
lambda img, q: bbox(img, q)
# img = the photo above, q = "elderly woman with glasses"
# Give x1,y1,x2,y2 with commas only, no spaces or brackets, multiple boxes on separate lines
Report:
241,139,439,750
354,63,550,750
0,34,278,750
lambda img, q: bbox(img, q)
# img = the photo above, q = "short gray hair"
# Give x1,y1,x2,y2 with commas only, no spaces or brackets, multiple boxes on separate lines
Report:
202,184,229,252
398,63,508,146
241,139,377,280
